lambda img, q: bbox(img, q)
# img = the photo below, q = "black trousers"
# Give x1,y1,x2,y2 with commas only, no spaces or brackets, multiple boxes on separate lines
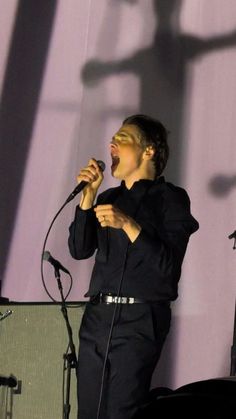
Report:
77,301,171,419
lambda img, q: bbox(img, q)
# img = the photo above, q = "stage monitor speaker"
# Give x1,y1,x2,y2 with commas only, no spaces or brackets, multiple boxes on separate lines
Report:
0,302,84,419
135,377,236,419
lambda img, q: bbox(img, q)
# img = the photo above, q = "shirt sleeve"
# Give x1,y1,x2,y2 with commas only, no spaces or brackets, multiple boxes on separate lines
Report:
68,205,98,260
130,187,199,279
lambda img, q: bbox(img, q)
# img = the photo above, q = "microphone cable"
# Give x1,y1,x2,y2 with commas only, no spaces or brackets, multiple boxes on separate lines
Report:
95,183,152,419
41,199,73,302
41,160,106,302
96,243,129,419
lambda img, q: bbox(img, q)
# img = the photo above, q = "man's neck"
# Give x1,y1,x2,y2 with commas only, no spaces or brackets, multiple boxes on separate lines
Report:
124,173,155,190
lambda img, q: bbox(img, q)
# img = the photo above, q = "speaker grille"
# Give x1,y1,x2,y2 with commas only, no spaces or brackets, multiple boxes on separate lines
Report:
0,303,84,419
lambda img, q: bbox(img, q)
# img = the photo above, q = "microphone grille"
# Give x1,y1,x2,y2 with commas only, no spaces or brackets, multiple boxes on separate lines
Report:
97,160,106,172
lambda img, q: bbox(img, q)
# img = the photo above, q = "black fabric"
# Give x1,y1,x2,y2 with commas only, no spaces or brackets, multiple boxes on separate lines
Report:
68,177,199,301
68,177,199,419
77,302,171,419
135,379,236,418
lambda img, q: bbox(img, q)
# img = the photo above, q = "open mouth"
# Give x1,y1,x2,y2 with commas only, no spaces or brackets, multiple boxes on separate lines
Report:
111,156,120,170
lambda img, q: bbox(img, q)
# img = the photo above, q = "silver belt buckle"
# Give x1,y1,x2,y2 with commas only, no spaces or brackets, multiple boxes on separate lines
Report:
106,295,113,304
103,295,135,304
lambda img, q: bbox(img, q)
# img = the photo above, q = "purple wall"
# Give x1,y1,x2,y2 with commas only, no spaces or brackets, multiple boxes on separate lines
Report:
1,0,236,389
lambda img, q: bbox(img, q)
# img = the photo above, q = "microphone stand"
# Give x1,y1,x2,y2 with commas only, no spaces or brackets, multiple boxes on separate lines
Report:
53,266,77,419
230,299,236,376
41,167,105,418
41,186,84,418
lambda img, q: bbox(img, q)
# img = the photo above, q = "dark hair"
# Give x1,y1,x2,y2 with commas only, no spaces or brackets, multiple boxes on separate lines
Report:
122,114,169,177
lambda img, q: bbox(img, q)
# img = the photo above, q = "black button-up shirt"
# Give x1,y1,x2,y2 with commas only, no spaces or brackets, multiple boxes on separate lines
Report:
68,177,199,301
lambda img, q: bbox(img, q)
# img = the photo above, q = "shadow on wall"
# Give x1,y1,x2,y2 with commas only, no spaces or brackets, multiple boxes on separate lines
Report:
81,0,236,180
209,173,236,242
208,174,236,198
80,0,236,387
0,1,58,294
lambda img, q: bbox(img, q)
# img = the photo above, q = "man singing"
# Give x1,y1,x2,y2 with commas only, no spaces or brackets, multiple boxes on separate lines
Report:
68,114,199,419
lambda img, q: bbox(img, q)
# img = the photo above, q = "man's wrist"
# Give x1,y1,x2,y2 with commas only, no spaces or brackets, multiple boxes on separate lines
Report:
122,217,141,243
79,190,97,210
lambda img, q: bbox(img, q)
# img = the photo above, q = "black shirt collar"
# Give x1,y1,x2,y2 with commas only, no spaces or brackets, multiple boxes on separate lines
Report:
121,176,165,191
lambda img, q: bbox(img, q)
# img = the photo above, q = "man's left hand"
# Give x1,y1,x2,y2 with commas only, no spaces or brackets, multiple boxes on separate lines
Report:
94,204,141,242
94,204,128,229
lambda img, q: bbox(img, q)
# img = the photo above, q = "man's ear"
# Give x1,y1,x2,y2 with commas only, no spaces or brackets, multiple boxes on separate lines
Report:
143,145,156,160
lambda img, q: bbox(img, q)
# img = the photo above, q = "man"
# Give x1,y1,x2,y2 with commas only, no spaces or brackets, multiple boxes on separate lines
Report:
68,114,199,419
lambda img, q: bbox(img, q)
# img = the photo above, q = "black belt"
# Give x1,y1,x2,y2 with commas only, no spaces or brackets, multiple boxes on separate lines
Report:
90,293,146,305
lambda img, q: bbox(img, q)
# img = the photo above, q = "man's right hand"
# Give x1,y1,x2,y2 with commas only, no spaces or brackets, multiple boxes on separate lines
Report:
78,158,104,209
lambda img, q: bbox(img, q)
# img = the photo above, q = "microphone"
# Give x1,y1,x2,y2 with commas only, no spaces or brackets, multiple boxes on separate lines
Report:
65,159,106,203
43,251,70,274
